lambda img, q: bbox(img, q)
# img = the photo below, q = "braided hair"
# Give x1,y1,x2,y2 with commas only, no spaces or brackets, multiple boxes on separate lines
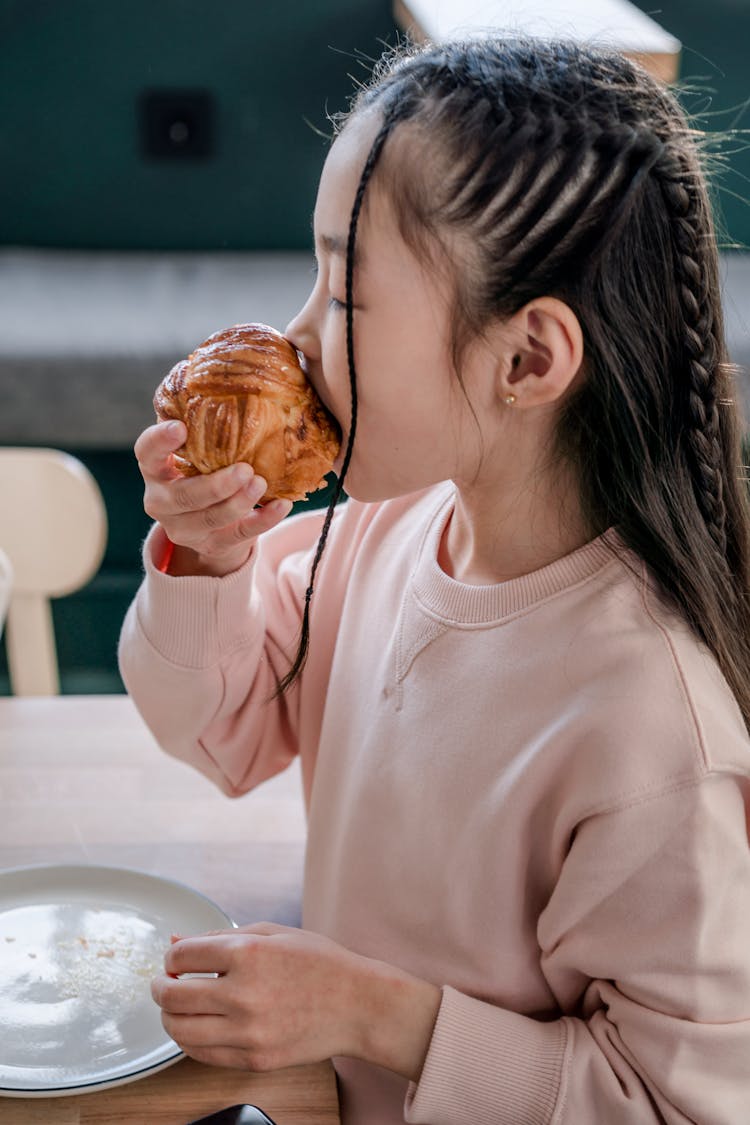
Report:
280,38,750,732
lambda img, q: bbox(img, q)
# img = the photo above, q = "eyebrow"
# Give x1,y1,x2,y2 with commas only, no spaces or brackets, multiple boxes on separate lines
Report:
315,231,363,268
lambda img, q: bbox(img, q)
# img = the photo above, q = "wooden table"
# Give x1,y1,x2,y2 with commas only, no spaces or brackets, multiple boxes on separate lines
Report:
0,695,340,1125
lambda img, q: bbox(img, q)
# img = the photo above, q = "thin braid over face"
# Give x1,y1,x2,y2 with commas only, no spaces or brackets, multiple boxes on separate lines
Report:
341,114,398,490
275,113,397,694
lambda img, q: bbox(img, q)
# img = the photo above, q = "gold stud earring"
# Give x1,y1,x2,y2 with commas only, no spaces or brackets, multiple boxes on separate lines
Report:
504,392,517,406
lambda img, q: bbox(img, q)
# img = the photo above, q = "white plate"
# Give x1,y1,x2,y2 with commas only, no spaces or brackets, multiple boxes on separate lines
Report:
0,864,234,1097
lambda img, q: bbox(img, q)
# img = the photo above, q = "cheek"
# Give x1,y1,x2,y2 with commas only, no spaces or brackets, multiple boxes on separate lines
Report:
321,326,354,420
327,365,352,433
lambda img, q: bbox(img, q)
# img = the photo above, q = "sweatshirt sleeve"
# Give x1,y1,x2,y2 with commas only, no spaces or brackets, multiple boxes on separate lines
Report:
405,772,750,1125
117,507,331,797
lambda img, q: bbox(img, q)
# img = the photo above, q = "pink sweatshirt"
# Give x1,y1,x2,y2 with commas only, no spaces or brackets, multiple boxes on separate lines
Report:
119,483,750,1124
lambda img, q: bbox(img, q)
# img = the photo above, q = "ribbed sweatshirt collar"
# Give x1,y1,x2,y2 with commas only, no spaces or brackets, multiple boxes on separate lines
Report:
411,487,623,626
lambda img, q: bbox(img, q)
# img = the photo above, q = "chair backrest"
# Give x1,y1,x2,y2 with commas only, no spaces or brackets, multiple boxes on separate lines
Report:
0,448,108,695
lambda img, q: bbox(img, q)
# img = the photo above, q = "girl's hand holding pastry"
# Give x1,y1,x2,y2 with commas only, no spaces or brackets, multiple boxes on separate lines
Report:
135,420,292,577
137,322,340,577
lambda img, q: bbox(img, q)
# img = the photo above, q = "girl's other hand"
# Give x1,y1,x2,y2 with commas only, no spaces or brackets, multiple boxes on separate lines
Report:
134,421,293,577
150,922,441,1079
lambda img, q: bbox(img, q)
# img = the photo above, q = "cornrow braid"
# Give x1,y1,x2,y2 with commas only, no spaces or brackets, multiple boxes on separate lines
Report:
366,45,670,308
276,112,398,694
656,152,727,556
501,123,665,288
449,52,655,255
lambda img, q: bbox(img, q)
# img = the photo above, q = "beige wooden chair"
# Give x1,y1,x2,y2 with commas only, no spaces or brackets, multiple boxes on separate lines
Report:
0,448,107,695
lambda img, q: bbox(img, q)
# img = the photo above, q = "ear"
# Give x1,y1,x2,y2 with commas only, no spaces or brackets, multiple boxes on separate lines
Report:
500,297,584,408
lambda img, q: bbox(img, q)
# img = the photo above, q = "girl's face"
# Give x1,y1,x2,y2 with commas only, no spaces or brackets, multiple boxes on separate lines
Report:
285,112,496,504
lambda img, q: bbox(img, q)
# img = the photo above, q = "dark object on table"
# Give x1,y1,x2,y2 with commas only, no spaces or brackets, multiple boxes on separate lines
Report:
186,1107,277,1125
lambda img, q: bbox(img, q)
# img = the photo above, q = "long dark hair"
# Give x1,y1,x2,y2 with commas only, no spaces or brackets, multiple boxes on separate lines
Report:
280,38,750,733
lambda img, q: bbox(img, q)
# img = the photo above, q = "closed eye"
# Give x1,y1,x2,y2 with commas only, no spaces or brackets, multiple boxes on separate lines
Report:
310,261,346,309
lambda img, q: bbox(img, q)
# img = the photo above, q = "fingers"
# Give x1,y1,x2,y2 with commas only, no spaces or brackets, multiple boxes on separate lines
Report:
157,1005,279,1072
164,1037,260,1071
152,923,341,1075
159,1011,232,1050
134,419,295,568
224,499,293,548
235,921,294,937
164,922,290,966
190,922,293,939
164,934,238,977
141,453,291,556
152,972,222,1015
145,461,256,525
135,421,186,483
164,491,291,560
167,463,255,514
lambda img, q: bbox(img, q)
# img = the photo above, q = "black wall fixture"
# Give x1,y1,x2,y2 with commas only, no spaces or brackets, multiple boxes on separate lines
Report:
138,88,215,159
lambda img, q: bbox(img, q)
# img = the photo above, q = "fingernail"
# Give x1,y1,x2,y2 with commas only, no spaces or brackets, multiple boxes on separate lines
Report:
232,463,253,485
166,421,183,437
268,499,293,516
246,476,267,497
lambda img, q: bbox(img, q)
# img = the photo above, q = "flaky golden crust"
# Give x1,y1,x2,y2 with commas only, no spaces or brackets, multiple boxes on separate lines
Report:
153,323,341,502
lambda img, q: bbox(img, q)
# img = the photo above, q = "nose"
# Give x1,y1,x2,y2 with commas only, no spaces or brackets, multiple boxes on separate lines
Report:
285,294,319,363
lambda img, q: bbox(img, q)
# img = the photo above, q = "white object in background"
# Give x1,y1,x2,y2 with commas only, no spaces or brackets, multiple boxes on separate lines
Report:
0,448,107,695
394,0,681,82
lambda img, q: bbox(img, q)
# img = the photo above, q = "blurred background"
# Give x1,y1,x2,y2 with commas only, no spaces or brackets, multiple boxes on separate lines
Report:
0,0,748,694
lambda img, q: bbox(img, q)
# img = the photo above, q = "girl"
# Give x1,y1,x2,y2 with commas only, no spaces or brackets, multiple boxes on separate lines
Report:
120,38,750,1124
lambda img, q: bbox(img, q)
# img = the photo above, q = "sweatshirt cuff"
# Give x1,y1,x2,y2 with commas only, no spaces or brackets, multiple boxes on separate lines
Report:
404,986,568,1125
137,523,260,667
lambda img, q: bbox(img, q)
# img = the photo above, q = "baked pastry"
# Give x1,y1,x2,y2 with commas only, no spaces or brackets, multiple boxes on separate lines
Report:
154,323,341,502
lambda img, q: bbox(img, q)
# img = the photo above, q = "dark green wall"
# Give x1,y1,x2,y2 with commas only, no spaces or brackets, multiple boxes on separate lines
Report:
0,0,397,249
2,2,748,249
631,0,750,251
